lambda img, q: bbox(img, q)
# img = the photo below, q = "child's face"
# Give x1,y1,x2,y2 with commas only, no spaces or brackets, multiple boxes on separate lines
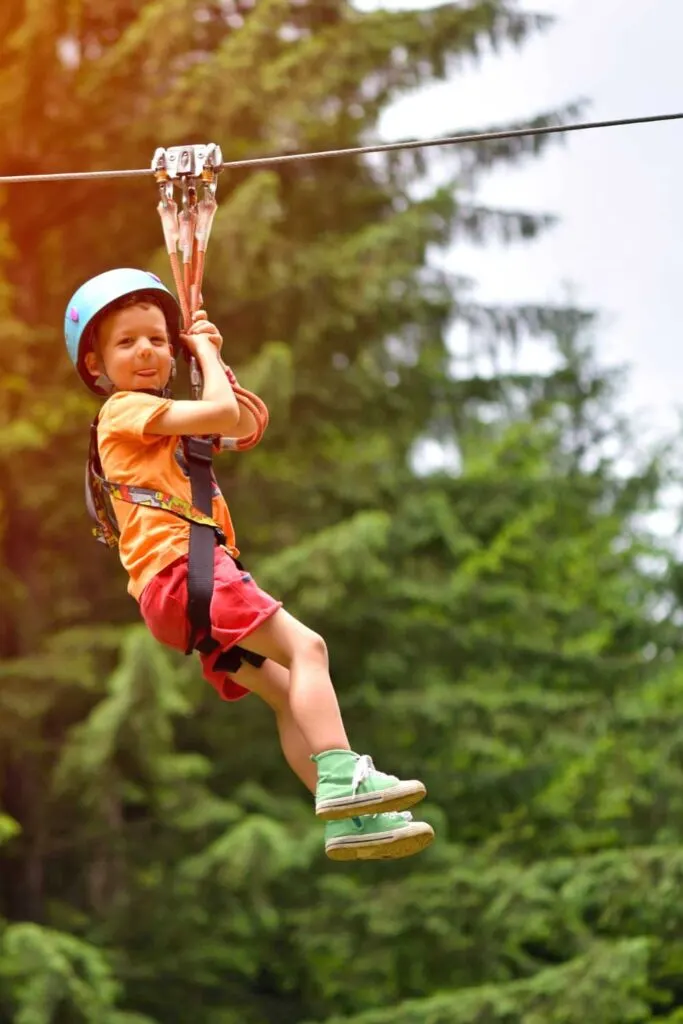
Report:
84,303,173,393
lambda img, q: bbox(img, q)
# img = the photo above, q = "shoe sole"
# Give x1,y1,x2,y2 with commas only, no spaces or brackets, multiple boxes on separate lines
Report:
316,780,426,820
325,822,435,861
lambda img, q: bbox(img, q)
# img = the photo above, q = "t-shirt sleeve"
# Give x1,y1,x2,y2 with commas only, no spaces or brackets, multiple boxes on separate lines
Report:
99,391,174,443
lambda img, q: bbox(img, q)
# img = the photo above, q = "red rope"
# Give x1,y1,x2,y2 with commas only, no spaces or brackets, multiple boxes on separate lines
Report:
159,203,269,451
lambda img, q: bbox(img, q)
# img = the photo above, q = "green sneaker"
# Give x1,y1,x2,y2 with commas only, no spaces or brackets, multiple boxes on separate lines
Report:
325,811,434,861
312,750,426,820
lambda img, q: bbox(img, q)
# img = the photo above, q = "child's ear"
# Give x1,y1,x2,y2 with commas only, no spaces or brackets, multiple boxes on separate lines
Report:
83,350,102,378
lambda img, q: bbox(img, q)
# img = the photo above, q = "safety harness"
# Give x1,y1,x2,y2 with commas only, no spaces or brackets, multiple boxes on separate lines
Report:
86,144,269,663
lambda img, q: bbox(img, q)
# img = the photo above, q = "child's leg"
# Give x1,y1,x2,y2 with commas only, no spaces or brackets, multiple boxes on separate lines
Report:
231,657,318,793
229,656,435,862
233,608,427,819
233,608,349,756
142,552,429,834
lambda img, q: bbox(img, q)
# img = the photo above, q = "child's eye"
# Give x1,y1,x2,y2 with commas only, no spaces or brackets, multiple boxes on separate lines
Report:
151,336,167,345
118,337,133,346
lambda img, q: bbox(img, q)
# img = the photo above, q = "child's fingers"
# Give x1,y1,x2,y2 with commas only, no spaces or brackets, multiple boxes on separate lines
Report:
180,330,222,356
188,319,220,336
179,332,197,352
192,309,207,321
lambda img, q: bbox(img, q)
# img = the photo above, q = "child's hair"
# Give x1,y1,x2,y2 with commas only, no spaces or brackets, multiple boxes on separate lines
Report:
84,291,170,359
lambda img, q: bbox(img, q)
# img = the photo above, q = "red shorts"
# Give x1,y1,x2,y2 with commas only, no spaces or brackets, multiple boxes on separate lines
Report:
139,546,281,701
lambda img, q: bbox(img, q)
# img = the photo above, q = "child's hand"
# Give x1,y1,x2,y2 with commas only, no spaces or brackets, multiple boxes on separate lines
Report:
180,310,223,359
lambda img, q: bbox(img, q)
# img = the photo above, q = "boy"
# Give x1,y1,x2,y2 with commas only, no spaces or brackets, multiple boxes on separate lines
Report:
65,268,434,861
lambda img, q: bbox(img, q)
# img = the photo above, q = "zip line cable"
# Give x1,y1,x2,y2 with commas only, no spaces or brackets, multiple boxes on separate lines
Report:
0,111,681,185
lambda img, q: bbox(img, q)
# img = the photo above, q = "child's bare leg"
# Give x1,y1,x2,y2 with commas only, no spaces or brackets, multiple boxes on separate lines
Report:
232,658,317,793
237,609,350,755
231,654,435,862
236,608,427,820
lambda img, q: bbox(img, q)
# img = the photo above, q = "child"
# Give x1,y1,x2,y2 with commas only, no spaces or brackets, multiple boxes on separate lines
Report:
64,268,434,861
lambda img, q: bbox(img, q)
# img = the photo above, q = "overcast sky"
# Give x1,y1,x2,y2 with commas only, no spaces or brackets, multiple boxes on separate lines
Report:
360,0,683,451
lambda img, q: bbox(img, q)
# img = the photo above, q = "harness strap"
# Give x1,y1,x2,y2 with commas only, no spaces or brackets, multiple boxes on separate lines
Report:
86,422,266,673
87,415,227,657
99,480,226,543
87,431,228,550
183,435,221,655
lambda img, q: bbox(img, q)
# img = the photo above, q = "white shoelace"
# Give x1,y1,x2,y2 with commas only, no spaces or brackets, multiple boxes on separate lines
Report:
350,753,400,796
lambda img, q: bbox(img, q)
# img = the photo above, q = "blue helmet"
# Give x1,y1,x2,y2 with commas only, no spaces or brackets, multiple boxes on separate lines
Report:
64,268,181,394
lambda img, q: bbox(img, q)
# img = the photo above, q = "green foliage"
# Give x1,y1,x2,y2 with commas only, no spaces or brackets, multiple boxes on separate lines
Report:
316,940,653,1024
0,923,156,1024
0,814,20,846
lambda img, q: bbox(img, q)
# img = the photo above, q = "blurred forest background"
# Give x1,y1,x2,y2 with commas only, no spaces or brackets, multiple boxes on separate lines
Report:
2,2,683,1022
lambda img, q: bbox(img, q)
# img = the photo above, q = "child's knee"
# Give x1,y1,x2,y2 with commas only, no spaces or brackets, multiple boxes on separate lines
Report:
294,628,328,666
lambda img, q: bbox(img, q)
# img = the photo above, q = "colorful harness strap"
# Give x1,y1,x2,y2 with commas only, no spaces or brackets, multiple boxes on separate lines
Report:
86,419,228,551
96,480,227,544
87,419,235,659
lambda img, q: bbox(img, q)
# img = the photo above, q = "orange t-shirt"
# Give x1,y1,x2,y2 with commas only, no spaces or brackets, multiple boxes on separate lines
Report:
96,391,238,601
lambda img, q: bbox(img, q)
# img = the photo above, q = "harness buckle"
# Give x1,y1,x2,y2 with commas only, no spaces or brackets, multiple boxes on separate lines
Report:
184,435,214,464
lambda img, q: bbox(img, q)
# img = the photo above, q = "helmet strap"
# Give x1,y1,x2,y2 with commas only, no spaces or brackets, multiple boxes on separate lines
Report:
95,372,115,394
160,356,176,399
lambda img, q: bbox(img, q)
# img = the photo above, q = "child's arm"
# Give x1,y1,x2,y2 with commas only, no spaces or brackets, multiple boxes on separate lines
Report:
150,334,241,437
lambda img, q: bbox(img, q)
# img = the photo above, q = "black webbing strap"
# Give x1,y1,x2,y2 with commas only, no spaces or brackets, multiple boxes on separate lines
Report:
182,439,266,672
183,435,220,656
